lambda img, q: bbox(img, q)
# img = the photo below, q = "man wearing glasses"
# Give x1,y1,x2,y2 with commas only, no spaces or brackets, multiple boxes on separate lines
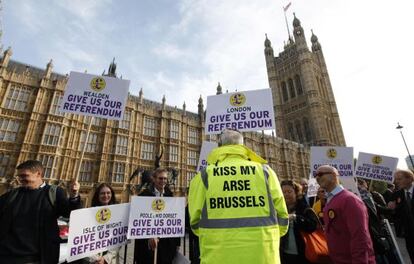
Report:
315,165,375,263
133,168,180,264
189,129,289,264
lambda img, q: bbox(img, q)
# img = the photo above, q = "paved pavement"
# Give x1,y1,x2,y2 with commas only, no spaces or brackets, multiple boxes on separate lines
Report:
118,236,190,264
118,232,411,264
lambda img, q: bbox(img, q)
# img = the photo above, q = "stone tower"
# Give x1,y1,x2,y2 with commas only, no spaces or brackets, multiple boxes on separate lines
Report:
264,14,346,146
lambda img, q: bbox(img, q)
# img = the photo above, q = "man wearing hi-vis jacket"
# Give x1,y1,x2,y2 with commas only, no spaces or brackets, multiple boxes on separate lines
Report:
188,129,289,264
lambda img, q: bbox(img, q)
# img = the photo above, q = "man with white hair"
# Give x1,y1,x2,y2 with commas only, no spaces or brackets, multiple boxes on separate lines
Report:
189,129,288,264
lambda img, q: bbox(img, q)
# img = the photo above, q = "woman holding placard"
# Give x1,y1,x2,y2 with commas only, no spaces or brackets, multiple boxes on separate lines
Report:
82,183,120,264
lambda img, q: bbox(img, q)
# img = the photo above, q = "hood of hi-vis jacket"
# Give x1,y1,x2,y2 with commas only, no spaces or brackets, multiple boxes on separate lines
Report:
207,144,267,165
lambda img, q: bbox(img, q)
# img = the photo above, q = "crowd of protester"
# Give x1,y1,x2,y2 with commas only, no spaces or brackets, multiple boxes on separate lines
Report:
0,130,413,264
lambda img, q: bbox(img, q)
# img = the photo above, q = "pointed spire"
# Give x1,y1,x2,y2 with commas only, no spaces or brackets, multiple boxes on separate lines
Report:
198,95,204,121
45,59,53,79
138,87,143,104
47,59,53,68
216,82,223,95
107,57,117,77
264,33,272,48
311,29,318,43
311,29,322,51
1,47,12,68
293,13,301,27
183,101,186,111
161,94,166,110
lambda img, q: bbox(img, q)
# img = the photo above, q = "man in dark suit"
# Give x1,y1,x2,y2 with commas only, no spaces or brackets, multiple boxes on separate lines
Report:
133,168,180,264
388,169,414,263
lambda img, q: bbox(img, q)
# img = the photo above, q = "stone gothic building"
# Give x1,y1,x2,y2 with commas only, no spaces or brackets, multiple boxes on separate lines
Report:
0,15,344,205
265,14,346,147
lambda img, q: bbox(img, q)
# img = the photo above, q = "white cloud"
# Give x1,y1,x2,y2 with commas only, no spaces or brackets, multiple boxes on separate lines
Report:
4,0,414,170
56,0,113,22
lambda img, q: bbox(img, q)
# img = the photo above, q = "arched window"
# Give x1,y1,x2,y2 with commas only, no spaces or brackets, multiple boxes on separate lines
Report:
295,120,303,142
281,82,288,102
295,75,303,95
288,78,296,98
303,117,312,142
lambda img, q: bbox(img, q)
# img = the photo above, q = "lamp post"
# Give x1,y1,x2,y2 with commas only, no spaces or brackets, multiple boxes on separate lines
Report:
396,123,414,170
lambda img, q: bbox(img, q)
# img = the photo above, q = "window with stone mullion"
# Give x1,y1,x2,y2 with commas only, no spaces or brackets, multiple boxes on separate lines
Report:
143,117,157,136
187,150,198,166
120,110,131,129
79,132,99,152
50,94,64,116
0,118,21,142
0,153,10,177
141,142,155,160
80,160,93,182
43,123,61,146
187,127,199,145
112,162,125,182
4,85,31,111
115,135,128,155
169,145,179,162
38,155,55,178
170,121,179,139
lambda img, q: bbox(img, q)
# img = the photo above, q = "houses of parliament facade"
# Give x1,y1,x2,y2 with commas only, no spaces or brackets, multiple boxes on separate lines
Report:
0,16,345,204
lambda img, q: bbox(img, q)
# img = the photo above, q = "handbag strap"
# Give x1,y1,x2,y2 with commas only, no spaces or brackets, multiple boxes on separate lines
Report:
305,207,325,231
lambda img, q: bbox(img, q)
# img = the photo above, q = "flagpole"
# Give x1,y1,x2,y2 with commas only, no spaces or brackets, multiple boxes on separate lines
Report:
283,2,292,41
284,8,291,41
75,115,94,181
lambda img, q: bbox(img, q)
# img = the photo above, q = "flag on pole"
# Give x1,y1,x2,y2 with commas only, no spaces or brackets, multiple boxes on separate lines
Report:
283,2,291,12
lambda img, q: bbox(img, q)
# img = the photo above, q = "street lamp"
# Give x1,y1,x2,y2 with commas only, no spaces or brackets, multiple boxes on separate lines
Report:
396,122,414,170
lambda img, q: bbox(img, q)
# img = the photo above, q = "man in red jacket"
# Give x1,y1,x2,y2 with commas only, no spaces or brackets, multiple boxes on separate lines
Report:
315,165,375,264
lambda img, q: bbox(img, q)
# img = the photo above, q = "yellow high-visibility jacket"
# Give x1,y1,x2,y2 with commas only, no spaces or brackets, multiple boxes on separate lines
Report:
189,144,289,264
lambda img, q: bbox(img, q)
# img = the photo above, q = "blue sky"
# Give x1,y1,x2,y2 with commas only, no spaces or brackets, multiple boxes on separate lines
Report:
3,0,414,169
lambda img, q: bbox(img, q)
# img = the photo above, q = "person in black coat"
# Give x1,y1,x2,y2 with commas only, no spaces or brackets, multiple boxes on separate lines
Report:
280,180,318,264
357,178,399,264
134,168,180,264
0,160,81,264
388,169,414,263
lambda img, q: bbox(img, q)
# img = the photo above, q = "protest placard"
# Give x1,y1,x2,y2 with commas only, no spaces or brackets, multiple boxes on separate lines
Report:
307,177,319,198
205,88,275,134
67,203,130,262
127,197,185,239
197,141,218,172
339,176,360,197
310,146,354,177
354,152,398,183
61,71,130,120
